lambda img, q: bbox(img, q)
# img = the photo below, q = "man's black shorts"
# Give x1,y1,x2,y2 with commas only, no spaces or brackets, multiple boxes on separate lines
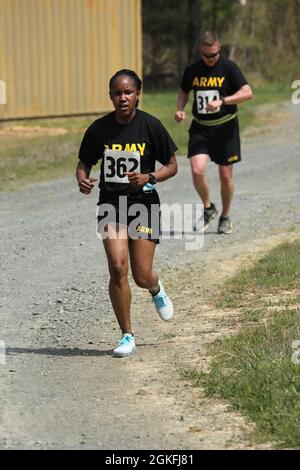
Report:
188,117,241,165
96,189,161,244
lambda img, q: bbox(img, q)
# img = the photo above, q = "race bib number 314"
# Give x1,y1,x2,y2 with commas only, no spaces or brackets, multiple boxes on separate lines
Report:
196,90,220,114
104,149,140,183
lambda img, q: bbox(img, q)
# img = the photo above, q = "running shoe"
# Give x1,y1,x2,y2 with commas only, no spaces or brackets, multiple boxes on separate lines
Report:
203,203,218,231
218,216,233,234
113,333,137,357
152,281,174,321
194,203,218,232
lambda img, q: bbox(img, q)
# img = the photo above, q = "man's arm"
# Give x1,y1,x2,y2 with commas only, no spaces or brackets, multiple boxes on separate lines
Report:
76,160,98,194
222,84,253,106
175,89,189,123
206,84,253,113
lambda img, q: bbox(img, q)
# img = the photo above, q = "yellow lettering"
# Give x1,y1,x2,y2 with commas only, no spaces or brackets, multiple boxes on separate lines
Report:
217,77,225,87
111,144,122,152
207,77,217,87
106,143,146,156
137,225,152,235
124,143,137,153
137,143,146,156
192,77,199,87
199,77,207,87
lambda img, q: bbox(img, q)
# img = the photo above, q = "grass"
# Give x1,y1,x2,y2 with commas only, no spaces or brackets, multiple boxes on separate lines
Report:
0,79,289,191
0,113,100,191
182,240,300,448
0,132,82,191
218,240,300,309
237,79,289,131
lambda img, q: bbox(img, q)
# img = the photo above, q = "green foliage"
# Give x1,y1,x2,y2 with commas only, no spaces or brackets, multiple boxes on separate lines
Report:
199,309,300,448
184,240,300,448
142,0,300,87
0,129,83,191
227,0,300,81
218,240,300,308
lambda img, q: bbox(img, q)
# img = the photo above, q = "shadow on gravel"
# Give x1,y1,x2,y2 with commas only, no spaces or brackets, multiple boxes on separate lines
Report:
6,347,112,357
161,230,195,237
161,230,218,236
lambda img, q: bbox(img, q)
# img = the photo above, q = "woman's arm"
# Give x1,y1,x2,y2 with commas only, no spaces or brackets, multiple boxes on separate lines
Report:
152,155,178,182
126,155,178,187
76,160,98,194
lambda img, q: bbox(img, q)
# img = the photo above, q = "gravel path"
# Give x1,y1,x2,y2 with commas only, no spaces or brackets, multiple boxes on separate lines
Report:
0,102,299,449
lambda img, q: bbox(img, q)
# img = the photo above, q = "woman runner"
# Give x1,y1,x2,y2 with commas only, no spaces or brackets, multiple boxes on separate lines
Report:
76,69,178,357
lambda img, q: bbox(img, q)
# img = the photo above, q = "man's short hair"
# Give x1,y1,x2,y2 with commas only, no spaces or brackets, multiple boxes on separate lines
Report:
199,31,220,47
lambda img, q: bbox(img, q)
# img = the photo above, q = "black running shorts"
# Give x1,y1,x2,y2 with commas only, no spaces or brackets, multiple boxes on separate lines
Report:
188,117,241,165
96,190,161,244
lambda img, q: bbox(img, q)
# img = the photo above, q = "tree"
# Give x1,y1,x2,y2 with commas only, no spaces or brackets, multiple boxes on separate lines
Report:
142,0,300,88
187,0,203,62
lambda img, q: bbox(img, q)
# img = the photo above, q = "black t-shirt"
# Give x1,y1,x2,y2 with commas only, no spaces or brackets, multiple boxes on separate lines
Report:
180,55,248,121
78,109,178,195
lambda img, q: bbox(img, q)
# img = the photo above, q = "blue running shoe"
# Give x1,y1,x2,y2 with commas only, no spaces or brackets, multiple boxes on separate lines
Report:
152,281,173,321
113,333,137,357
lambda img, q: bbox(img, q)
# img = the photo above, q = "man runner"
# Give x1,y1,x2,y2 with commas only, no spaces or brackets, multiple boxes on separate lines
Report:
175,30,253,234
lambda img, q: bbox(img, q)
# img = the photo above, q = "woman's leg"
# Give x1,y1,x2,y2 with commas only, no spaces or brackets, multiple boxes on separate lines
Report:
129,238,174,321
129,238,158,291
102,224,132,334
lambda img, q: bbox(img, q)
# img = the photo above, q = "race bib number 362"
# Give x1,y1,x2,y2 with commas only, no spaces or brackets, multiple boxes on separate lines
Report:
104,149,140,183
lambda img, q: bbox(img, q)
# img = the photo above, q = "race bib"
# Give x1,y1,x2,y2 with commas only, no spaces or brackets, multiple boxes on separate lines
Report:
196,90,220,114
104,149,141,183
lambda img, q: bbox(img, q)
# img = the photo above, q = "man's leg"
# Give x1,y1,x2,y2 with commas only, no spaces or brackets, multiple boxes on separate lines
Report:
190,154,218,230
189,154,211,208
217,165,234,234
219,164,233,217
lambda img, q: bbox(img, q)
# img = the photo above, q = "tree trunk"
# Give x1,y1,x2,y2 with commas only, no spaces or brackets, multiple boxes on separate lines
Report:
187,0,203,63
211,0,219,30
